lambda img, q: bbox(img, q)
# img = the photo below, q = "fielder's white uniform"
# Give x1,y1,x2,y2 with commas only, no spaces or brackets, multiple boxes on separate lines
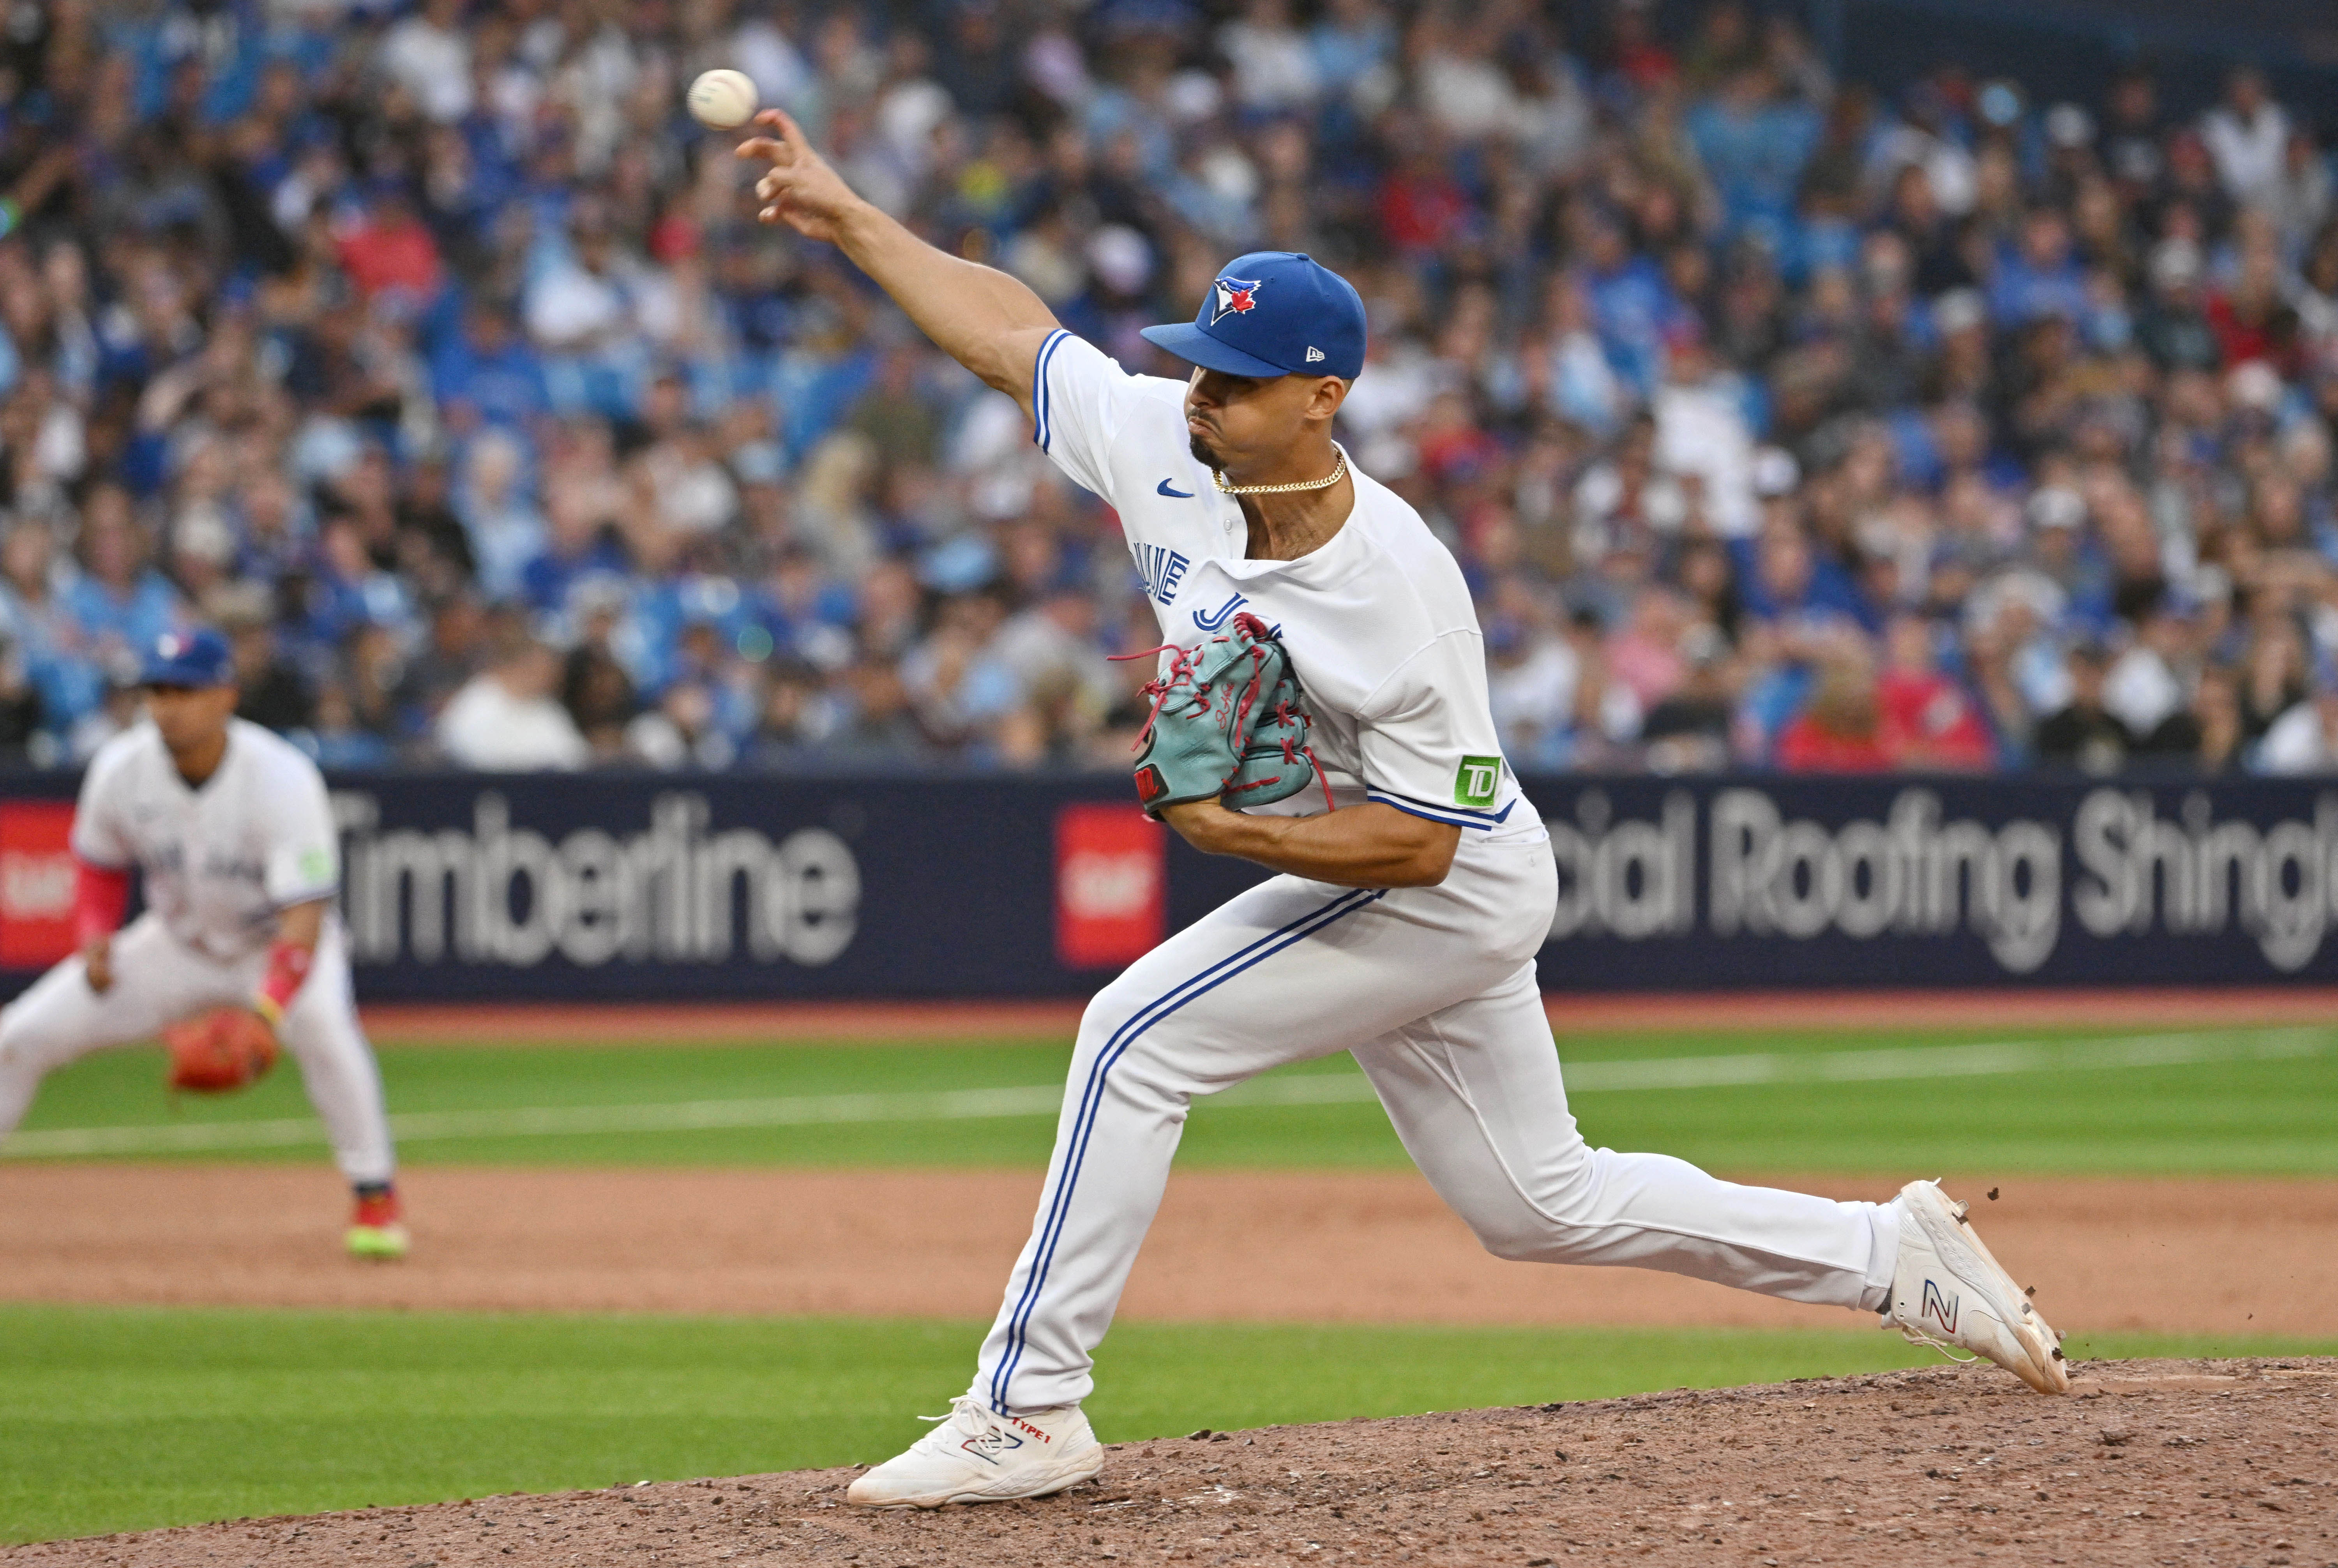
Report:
0,718,396,1185
973,334,1902,1413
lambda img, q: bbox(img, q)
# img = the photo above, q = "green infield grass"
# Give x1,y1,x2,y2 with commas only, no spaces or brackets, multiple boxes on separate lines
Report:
8,1023,2336,1175
3,1302,2328,1546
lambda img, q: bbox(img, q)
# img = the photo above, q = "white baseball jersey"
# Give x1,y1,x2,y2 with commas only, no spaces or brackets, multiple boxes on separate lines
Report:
955,328,1900,1418
3,716,391,1185
1033,329,1544,844
70,718,341,962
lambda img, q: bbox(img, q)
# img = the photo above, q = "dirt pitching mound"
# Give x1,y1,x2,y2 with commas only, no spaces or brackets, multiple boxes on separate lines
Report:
11,1358,2331,1566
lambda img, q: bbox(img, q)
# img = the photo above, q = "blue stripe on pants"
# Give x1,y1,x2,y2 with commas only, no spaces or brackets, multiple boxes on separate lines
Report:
988,886,1384,1410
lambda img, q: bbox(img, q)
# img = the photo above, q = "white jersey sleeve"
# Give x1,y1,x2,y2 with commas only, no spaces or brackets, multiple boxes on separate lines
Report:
259,747,341,906
1354,631,1521,831
1031,329,1185,507
68,738,138,869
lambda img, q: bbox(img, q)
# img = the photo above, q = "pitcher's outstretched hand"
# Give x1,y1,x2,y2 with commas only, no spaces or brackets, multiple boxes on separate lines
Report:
736,109,859,244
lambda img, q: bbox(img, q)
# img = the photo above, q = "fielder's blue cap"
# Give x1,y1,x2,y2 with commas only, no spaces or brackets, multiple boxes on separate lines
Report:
140,627,236,688
1141,251,1367,380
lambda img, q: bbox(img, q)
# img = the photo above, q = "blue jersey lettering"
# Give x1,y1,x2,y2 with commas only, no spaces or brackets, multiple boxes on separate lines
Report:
1128,543,1193,607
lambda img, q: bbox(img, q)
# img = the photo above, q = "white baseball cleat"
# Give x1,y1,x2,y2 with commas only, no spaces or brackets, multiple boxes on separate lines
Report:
846,1397,1104,1508
1882,1179,2070,1394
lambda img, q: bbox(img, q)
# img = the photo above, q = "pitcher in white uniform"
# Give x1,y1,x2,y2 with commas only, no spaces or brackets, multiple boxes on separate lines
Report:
0,628,405,1257
738,113,2069,1510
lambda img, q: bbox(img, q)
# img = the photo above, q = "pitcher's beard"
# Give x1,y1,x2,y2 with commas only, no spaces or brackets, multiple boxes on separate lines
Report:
1188,431,1225,470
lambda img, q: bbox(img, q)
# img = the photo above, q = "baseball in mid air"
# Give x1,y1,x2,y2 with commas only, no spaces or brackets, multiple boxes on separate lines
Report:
687,69,759,130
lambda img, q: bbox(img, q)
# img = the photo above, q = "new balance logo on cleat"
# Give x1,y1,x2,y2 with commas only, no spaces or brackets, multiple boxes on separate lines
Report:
957,1426,1024,1467
1921,1278,1960,1335
1884,1181,2068,1394
847,1397,1104,1507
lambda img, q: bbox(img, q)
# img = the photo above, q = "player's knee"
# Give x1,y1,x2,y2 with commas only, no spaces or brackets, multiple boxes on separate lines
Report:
1463,1143,1603,1261
1064,998,1195,1119
0,1005,46,1074
1466,1181,1601,1261
1467,1203,1558,1263
1073,976,1150,1057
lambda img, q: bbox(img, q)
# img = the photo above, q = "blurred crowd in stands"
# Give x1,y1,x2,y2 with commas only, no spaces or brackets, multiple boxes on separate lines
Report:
1,0,2337,775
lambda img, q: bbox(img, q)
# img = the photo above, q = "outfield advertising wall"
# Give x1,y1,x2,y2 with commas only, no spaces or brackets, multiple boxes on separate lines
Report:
1531,777,2338,989
6,771,2338,998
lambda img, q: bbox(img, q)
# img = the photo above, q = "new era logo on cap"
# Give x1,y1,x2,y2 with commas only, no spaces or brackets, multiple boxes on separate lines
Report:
1306,347,1324,362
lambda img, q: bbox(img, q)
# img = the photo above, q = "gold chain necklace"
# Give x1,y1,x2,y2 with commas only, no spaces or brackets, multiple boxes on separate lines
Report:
1212,445,1349,496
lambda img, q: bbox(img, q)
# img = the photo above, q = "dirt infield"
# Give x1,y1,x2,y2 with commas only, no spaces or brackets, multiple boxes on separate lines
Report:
3,1165,2333,1336
8,1358,2330,1566
358,987,2338,1043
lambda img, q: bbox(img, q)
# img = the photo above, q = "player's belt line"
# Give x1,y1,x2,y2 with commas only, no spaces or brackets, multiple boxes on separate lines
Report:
0,1026,2319,1161
990,886,1384,1411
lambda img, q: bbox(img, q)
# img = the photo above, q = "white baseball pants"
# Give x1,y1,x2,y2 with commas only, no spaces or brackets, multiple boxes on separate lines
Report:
0,913,396,1185
973,835,1900,1413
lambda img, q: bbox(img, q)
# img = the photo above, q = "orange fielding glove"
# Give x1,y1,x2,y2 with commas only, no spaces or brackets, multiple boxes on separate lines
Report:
162,1006,280,1094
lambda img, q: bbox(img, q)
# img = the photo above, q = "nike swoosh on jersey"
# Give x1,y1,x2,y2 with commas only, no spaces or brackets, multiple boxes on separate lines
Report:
1156,479,1195,498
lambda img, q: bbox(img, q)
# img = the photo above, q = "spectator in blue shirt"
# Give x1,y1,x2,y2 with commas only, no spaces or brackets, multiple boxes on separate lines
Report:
1734,519,1879,634
433,301,549,432
1988,209,2090,328
0,521,104,736
1578,211,1683,400
60,487,184,679
519,479,630,616
1687,65,1821,243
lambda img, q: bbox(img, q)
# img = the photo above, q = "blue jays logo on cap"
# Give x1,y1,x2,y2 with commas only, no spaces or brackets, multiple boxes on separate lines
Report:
140,626,236,688
1209,276,1264,325
1142,251,1367,381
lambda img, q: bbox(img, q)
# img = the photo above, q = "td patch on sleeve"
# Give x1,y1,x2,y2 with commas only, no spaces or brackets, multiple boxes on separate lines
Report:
1454,755,1501,809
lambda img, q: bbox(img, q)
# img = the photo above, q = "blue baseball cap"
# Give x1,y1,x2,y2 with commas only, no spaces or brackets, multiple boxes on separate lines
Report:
140,627,236,688
1141,252,1367,380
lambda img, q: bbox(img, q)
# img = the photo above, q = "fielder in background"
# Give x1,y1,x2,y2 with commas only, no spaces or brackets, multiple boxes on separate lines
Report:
0,629,405,1258
741,109,2067,1513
